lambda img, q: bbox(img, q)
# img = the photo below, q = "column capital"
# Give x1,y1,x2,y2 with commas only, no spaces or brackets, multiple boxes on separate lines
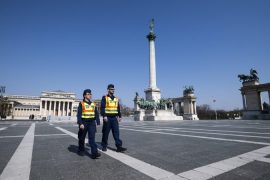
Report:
147,32,156,41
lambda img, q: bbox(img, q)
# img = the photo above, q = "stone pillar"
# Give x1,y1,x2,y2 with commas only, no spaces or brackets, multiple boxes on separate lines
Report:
53,101,56,116
62,102,65,116
149,40,157,89
144,20,161,102
194,101,197,114
189,101,192,114
44,100,47,117
71,102,73,116
40,100,43,117
242,93,246,110
64,102,67,116
61,101,64,116
58,101,61,116
49,100,52,115
63,102,66,116
67,101,70,116
178,102,181,115
258,92,262,110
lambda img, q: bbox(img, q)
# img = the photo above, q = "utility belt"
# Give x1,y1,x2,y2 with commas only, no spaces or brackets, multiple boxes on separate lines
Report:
82,118,96,123
105,114,118,117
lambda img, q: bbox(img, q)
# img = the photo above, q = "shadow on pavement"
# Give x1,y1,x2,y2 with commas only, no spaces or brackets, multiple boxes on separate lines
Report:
67,144,92,157
96,142,117,151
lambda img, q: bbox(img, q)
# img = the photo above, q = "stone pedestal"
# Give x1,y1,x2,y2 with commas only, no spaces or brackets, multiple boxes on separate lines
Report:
242,110,261,120
144,88,161,101
134,110,145,121
243,80,259,86
183,114,199,120
143,110,183,121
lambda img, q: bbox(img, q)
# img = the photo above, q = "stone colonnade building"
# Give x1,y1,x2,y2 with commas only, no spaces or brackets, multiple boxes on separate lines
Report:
6,90,101,120
171,92,198,120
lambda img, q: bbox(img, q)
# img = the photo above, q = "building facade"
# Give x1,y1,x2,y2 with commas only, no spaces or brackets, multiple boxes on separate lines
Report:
6,91,100,120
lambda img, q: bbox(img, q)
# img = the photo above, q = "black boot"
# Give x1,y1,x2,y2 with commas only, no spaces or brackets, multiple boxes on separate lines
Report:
91,152,101,159
116,147,127,152
102,146,107,152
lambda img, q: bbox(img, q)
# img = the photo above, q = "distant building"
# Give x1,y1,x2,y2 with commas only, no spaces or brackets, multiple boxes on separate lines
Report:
5,90,101,120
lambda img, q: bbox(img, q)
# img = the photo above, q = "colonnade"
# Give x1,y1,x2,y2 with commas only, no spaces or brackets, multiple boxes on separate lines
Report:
40,100,73,117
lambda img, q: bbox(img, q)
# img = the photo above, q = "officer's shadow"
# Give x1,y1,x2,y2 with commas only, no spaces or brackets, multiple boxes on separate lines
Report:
67,145,92,157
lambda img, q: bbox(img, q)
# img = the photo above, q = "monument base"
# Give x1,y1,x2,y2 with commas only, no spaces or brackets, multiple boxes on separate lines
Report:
242,80,259,86
142,110,183,121
242,111,270,120
183,114,199,120
144,88,161,101
242,111,261,119
134,110,145,121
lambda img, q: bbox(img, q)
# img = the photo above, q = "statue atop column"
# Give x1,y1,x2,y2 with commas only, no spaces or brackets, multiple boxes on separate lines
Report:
147,18,156,41
238,68,259,83
149,18,154,32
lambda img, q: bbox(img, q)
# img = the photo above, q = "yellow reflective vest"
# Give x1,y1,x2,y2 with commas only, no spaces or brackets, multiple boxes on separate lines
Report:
105,96,118,115
81,101,96,119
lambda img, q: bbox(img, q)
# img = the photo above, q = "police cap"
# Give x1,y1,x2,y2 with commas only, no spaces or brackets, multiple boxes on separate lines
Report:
83,89,92,96
107,84,115,89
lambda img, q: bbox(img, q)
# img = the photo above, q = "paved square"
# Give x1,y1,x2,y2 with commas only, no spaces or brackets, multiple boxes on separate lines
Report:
0,120,270,180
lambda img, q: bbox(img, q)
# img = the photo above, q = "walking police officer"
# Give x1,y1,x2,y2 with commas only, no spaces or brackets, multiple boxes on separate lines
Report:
77,89,101,159
101,84,127,152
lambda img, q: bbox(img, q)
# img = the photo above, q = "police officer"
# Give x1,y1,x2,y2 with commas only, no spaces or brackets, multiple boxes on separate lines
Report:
77,89,101,159
101,84,127,152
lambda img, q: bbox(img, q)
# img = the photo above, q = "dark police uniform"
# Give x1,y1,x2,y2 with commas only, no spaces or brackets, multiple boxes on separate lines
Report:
77,99,100,157
101,94,126,152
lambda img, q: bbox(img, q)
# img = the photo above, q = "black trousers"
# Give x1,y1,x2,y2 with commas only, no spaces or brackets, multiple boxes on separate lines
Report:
101,116,122,148
78,121,98,154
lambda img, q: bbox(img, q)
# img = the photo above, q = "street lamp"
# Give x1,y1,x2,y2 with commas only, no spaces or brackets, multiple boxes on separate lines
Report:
213,99,217,120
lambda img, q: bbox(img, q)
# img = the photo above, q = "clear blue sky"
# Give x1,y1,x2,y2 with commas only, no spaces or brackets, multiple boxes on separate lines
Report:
1,0,270,110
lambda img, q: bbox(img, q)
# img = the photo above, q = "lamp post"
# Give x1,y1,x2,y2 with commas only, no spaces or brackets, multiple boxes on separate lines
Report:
213,99,217,120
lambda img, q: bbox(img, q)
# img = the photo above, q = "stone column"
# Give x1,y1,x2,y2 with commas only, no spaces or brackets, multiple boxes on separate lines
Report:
53,101,56,116
58,101,61,116
64,102,67,116
62,102,65,116
189,101,192,114
71,102,73,116
40,100,43,117
194,101,197,114
67,101,70,116
258,92,262,110
49,100,52,116
149,39,157,89
60,101,63,116
242,93,246,110
62,101,65,116
178,102,181,115
44,100,47,117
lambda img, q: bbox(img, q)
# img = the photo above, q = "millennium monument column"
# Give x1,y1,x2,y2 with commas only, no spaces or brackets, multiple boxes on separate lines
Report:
144,19,161,101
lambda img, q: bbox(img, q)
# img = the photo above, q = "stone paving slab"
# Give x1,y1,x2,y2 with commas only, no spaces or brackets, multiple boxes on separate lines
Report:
210,161,270,180
0,138,23,174
0,124,30,136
